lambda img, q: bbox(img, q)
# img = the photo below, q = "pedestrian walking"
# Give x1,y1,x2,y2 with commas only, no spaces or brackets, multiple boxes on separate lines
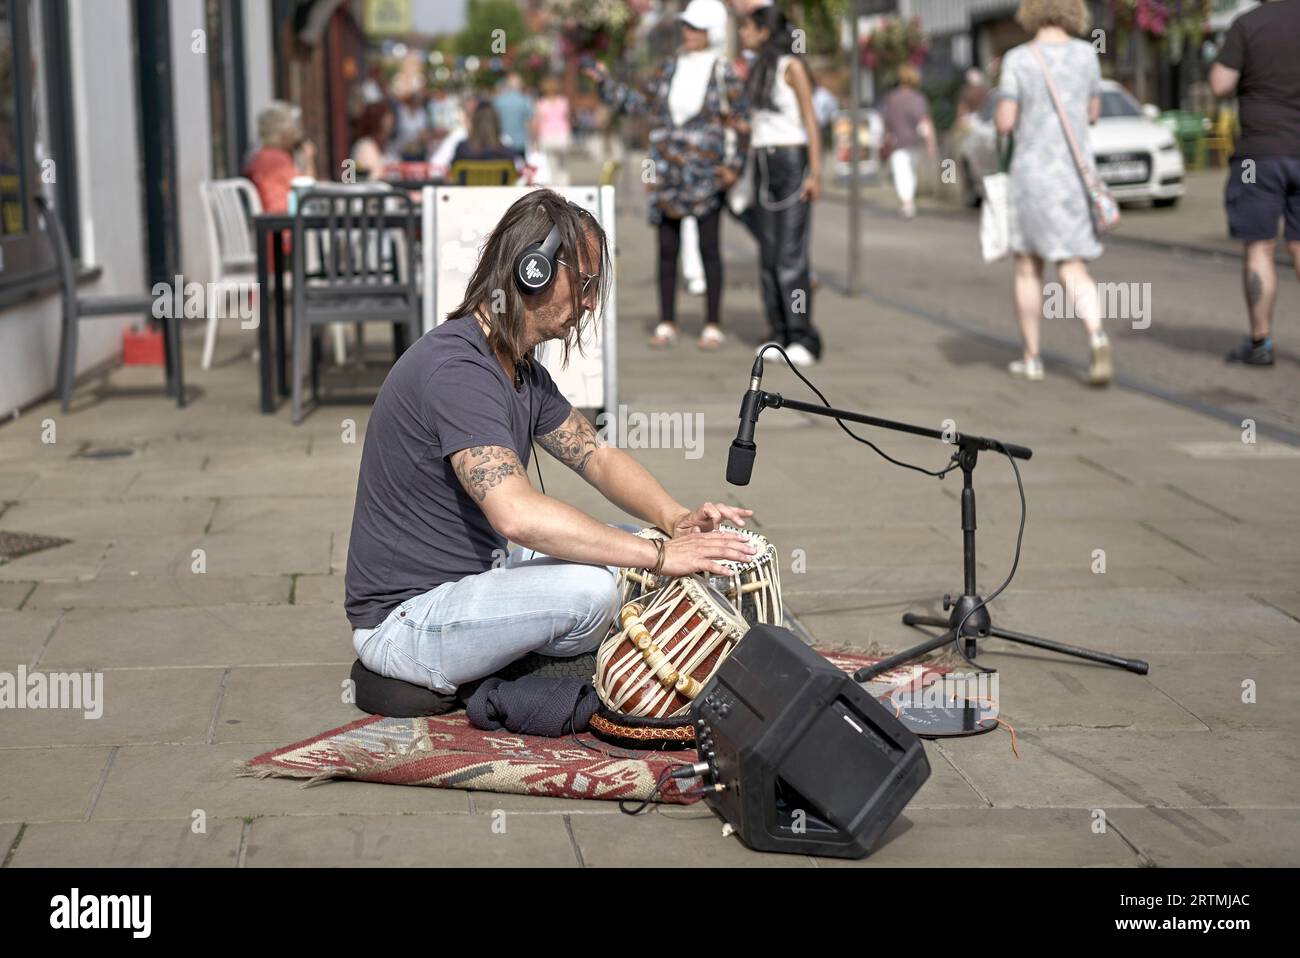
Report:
738,4,824,366
494,73,536,159
881,64,937,219
995,0,1112,385
535,75,573,186
1209,0,1300,367
584,0,749,351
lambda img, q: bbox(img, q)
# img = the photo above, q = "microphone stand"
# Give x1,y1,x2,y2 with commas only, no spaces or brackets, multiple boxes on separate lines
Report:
748,391,1150,681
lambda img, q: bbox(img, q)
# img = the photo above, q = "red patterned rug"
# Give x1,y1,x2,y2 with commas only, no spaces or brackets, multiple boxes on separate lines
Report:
239,650,946,804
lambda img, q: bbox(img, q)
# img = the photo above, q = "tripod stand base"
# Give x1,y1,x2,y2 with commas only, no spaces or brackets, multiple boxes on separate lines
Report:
898,593,1149,676
854,594,1150,682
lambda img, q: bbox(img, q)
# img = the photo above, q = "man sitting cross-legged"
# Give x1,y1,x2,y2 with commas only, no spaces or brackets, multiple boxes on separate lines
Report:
344,188,756,699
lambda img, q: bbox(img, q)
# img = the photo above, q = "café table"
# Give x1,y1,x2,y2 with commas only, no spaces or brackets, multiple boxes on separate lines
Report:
251,206,424,413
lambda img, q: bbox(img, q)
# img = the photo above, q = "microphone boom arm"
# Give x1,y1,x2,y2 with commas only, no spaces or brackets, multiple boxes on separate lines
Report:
756,392,1033,461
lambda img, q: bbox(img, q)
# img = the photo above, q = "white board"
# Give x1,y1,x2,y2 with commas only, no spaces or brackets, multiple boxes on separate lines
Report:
421,185,617,413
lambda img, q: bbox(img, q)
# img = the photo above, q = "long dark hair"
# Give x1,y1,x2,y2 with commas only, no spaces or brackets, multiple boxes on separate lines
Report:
467,101,504,153
746,6,814,112
447,189,613,367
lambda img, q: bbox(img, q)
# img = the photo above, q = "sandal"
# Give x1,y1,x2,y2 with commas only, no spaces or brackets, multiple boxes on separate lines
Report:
649,322,679,347
697,325,725,350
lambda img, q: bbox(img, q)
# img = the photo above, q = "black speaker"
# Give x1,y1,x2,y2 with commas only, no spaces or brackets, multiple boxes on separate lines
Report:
694,625,931,859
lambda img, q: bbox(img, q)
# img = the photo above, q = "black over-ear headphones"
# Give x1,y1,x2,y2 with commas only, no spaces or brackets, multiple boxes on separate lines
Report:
512,221,563,295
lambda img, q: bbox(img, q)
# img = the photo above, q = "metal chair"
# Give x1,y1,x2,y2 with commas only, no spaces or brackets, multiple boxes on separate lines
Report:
290,186,418,424
37,195,184,412
449,158,519,186
197,178,262,369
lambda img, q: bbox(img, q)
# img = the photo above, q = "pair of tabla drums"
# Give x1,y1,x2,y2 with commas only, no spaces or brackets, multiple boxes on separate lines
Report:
590,524,783,748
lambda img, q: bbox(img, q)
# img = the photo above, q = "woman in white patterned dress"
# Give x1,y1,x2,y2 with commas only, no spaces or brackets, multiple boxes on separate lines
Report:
995,0,1112,386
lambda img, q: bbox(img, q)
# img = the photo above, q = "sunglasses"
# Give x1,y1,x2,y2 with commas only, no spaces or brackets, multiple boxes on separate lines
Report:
556,258,599,298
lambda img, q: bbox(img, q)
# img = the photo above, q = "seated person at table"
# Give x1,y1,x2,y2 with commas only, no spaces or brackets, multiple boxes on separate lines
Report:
244,101,316,214
344,189,755,696
451,102,521,171
351,101,398,182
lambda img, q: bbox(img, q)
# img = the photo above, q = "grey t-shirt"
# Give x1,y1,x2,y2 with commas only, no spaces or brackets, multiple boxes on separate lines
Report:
344,316,571,628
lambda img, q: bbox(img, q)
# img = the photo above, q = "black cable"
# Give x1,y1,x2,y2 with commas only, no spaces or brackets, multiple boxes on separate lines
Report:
755,346,1028,672
757,344,961,480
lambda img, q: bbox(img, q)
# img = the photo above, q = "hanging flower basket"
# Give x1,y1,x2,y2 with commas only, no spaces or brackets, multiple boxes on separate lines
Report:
551,0,638,60
859,16,929,75
1109,0,1210,61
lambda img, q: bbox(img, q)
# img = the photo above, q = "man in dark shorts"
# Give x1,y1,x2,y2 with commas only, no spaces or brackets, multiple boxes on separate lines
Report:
1210,0,1300,366
344,189,757,699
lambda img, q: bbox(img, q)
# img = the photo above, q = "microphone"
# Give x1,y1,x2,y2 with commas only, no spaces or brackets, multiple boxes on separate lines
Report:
726,355,765,486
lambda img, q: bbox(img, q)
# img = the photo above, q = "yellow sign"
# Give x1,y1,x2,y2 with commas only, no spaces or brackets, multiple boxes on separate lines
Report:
365,0,411,36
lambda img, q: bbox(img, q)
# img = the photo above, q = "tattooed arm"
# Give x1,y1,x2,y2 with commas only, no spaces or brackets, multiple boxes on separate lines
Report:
536,408,693,536
448,443,658,568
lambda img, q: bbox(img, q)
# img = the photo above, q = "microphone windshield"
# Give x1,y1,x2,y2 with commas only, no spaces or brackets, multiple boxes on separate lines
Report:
726,441,756,486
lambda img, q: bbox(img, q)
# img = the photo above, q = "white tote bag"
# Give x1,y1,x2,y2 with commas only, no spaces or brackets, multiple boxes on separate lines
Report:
979,171,1012,263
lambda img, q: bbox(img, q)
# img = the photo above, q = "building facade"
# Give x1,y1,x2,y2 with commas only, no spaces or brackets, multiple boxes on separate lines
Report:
0,0,274,417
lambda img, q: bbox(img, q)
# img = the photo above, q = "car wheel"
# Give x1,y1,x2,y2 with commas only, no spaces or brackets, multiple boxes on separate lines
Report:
1153,197,1179,208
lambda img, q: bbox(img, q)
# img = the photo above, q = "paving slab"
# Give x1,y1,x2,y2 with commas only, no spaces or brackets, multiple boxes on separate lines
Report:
215,665,361,744
0,667,222,747
127,463,361,500
91,743,470,821
206,495,357,536
27,575,292,611
1138,652,1300,732
0,537,110,582
983,653,1207,732
0,609,59,667
990,590,1299,654
946,728,1300,810
97,531,332,577
291,573,344,606
1107,807,1300,867
0,746,113,822
816,807,1140,867
0,822,20,860
242,812,577,867
569,808,813,867
39,604,351,670
0,499,215,539
0,581,35,610
9,818,243,867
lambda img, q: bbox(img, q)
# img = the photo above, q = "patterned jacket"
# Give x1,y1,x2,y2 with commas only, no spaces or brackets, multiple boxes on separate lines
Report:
600,55,750,224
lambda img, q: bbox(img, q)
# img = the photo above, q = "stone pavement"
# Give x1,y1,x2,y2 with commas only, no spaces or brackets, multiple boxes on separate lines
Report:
1,190,1298,868
827,164,1258,261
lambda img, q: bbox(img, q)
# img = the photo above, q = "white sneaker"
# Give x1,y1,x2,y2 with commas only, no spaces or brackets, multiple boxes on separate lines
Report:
1008,357,1044,381
784,343,817,367
686,278,707,296
1088,332,1113,386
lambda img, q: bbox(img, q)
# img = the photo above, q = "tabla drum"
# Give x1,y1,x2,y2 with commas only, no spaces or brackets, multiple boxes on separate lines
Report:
706,523,783,627
614,526,671,608
591,576,749,749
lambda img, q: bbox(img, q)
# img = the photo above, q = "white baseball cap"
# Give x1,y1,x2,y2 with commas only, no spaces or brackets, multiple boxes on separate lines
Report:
678,0,728,36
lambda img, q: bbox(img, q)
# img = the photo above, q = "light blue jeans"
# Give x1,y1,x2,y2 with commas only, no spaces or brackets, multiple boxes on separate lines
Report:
351,536,625,694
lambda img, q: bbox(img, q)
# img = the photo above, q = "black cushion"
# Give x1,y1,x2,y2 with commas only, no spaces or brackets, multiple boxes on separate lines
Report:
350,660,460,717
350,651,598,718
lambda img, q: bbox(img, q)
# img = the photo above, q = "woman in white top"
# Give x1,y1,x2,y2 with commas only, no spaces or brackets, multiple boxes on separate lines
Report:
738,5,824,366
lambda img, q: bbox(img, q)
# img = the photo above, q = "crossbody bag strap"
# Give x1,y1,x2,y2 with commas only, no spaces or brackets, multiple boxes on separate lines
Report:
713,55,729,116
1029,43,1094,191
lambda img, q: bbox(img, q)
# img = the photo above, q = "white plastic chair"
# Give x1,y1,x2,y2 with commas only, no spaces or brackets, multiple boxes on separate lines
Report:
198,178,262,369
